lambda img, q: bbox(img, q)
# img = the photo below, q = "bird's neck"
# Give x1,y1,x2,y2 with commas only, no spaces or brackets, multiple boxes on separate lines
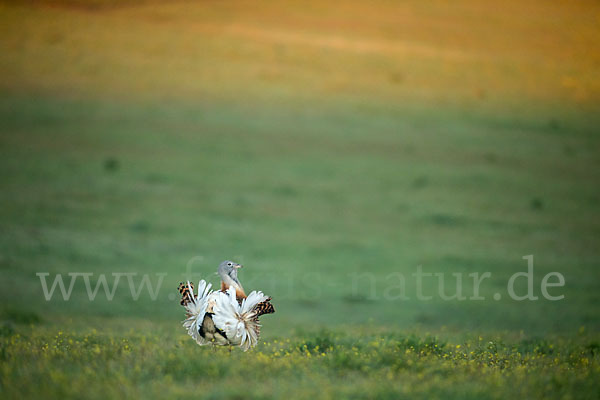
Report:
220,273,246,300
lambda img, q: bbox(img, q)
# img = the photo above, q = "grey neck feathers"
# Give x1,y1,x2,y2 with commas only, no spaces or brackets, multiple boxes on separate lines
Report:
220,270,243,290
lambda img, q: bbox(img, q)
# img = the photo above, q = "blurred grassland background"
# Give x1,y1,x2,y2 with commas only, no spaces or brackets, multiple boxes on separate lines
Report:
1,0,599,340
2,1,600,398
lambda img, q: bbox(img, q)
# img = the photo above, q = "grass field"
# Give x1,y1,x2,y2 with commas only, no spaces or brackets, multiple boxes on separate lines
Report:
1,0,599,398
2,327,599,399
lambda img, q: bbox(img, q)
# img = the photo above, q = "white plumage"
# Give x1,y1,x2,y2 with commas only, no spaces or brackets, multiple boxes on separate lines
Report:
178,261,275,351
212,287,270,351
181,280,213,345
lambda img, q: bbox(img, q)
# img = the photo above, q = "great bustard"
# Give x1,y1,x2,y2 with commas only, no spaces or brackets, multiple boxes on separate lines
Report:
178,260,275,351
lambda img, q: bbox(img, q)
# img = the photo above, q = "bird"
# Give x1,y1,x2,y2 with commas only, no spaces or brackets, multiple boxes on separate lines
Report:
178,260,275,351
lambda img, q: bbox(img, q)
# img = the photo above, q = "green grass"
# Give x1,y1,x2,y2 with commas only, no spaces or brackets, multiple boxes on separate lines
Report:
1,95,597,334
2,327,599,399
0,0,599,398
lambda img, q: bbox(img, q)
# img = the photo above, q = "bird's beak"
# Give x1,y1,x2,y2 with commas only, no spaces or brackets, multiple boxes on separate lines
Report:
234,264,243,269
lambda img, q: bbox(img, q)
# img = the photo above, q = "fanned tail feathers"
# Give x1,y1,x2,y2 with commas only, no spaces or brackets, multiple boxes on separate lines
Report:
178,280,274,351
180,280,213,345
212,287,275,351
178,282,195,306
253,298,275,317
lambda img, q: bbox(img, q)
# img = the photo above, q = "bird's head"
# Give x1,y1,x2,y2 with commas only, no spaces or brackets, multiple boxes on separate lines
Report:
217,260,243,284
